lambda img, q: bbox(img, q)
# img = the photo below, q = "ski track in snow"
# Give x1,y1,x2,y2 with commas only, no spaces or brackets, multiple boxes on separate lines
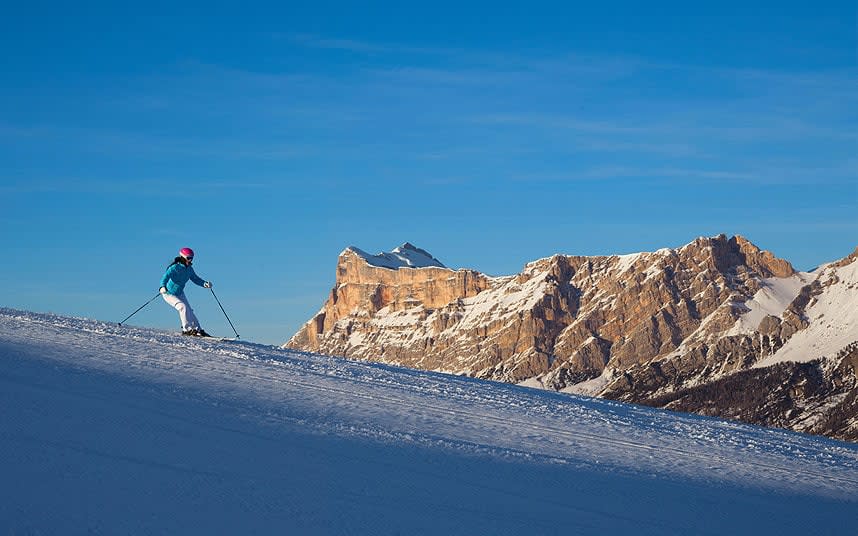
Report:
2,308,858,503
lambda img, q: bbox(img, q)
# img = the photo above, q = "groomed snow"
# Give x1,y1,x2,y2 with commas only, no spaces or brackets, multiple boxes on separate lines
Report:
2,309,857,535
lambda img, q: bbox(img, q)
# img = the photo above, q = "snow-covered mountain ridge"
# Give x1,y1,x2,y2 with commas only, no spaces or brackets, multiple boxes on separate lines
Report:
347,242,446,269
287,235,858,442
1,308,857,534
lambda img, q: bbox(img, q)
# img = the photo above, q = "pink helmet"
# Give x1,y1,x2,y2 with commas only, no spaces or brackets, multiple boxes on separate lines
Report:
179,247,195,260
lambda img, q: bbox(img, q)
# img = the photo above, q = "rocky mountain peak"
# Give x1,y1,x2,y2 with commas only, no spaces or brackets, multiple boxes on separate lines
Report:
678,234,795,278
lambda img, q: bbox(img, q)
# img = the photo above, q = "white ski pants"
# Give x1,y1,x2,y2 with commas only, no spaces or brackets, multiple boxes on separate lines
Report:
162,292,200,331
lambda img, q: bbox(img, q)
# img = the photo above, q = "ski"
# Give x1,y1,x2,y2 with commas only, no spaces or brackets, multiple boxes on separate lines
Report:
179,331,238,341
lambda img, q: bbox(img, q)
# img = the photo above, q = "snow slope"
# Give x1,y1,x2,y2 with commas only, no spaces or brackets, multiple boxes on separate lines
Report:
729,272,816,335
757,257,858,367
2,309,857,535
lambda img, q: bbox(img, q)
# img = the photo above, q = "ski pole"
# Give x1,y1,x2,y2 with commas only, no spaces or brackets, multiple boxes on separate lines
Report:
118,292,161,326
210,287,239,338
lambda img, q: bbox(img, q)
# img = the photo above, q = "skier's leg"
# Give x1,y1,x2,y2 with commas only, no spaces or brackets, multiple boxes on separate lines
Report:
178,293,201,330
162,293,184,329
162,293,197,331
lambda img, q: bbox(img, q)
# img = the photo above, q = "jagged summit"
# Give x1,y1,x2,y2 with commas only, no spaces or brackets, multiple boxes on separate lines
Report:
345,243,446,269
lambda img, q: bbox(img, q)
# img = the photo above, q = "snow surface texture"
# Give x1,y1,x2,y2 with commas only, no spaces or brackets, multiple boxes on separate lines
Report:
1,309,857,535
346,242,446,269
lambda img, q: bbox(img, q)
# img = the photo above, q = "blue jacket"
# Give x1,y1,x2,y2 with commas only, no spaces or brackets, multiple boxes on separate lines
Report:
160,262,206,295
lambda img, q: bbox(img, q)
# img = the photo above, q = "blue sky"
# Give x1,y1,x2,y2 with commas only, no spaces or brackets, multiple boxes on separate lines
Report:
2,2,856,344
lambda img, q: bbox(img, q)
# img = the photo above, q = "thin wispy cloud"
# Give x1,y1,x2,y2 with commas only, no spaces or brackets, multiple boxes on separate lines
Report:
283,33,462,57
574,140,709,158
286,33,393,53
0,121,322,161
0,177,287,196
504,166,756,183
466,114,655,135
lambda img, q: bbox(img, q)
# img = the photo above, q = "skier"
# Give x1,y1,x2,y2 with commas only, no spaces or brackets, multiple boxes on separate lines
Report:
159,247,213,337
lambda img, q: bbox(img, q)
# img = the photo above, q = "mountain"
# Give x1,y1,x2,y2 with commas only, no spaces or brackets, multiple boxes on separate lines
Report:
286,236,858,441
2,309,857,534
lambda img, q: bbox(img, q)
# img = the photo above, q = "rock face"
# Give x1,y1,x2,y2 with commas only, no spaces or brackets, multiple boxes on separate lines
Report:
286,236,858,442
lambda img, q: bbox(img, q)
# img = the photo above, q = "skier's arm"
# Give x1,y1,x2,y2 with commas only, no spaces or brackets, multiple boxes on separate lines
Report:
189,268,207,287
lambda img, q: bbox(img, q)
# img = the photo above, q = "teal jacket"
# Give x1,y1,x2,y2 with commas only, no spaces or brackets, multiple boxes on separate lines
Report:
160,262,206,295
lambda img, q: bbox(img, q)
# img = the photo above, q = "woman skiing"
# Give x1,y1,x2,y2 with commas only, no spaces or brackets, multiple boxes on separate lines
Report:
160,247,213,337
